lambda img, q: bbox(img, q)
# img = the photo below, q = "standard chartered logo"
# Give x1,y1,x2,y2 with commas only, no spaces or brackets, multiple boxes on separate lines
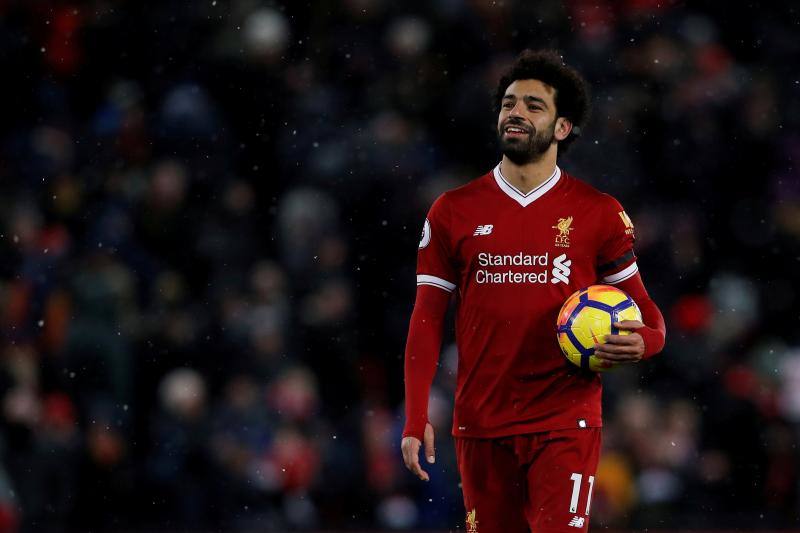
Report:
474,252,572,285
551,253,572,284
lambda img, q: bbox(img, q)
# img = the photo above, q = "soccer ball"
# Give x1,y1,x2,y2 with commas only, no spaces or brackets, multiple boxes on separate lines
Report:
556,285,642,372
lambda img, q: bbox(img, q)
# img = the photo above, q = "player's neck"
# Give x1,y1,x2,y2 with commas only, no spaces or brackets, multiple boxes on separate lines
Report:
499,150,558,194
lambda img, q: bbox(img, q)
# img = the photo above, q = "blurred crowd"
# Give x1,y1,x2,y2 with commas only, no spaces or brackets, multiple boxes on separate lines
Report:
0,0,799,531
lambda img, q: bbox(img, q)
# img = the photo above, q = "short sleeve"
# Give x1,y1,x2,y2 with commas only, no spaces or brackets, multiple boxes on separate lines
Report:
596,195,638,284
416,194,458,293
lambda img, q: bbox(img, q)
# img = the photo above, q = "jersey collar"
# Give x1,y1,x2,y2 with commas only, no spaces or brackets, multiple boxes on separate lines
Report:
493,163,561,207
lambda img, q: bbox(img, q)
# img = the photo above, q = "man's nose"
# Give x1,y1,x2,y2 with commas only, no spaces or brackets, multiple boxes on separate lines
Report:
508,101,524,117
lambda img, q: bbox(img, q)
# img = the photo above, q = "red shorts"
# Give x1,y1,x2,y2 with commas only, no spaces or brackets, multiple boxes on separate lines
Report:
455,427,601,533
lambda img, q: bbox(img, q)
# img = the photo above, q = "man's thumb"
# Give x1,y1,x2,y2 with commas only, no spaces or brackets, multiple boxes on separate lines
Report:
424,423,435,463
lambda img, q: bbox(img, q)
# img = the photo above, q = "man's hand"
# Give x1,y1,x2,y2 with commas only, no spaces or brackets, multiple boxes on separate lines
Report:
593,320,645,364
401,422,435,481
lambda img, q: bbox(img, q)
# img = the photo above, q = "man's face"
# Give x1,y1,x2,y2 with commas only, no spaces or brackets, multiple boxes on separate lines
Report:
497,79,559,165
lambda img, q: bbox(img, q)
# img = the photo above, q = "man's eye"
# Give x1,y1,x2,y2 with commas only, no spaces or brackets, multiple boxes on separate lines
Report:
503,103,513,108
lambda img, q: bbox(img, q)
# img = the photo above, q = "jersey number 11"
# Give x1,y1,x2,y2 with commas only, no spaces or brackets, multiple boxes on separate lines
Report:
569,473,595,515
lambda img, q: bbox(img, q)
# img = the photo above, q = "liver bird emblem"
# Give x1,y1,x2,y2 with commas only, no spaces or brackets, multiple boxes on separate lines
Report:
554,216,574,237
466,509,478,533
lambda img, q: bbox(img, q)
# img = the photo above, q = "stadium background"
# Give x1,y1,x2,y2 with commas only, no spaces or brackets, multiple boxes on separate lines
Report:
0,0,799,531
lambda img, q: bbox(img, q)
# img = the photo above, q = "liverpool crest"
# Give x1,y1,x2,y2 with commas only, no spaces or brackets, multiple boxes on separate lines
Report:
553,216,574,248
466,508,478,533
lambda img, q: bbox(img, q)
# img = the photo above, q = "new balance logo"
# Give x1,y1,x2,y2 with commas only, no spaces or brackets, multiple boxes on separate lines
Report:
551,253,572,284
473,224,494,236
568,516,585,528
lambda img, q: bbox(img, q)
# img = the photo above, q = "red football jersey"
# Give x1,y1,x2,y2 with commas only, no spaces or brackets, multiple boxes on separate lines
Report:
416,164,638,438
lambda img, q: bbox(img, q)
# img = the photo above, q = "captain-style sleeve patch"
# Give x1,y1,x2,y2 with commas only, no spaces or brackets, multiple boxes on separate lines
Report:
418,218,431,249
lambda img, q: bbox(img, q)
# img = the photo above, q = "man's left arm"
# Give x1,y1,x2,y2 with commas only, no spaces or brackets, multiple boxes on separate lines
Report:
593,271,666,363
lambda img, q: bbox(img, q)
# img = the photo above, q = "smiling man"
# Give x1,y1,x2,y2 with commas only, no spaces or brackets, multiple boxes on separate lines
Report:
401,50,667,532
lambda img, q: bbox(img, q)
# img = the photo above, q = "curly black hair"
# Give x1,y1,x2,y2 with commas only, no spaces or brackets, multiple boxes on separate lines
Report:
494,49,591,153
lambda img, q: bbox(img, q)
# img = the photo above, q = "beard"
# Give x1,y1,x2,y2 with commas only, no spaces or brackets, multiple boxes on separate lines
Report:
497,118,556,165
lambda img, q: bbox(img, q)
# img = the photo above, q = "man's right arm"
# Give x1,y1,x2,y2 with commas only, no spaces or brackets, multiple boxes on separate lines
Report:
403,193,455,480
401,284,450,481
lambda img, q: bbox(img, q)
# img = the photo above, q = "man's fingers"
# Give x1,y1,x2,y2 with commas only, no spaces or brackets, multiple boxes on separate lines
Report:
401,437,429,481
605,334,639,345
595,342,640,354
401,440,418,468
613,320,644,331
594,348,639,361
401,425,435,480
408,455,429,481
424,423,436,464
595,326,644,363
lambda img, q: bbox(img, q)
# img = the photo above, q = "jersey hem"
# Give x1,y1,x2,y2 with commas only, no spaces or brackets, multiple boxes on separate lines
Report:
451,418,603,439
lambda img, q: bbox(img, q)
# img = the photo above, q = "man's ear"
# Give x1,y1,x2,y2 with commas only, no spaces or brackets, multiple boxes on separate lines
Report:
554,117,573,141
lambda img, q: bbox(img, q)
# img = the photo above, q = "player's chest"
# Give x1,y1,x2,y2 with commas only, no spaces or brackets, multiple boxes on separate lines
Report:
452,203,599,266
